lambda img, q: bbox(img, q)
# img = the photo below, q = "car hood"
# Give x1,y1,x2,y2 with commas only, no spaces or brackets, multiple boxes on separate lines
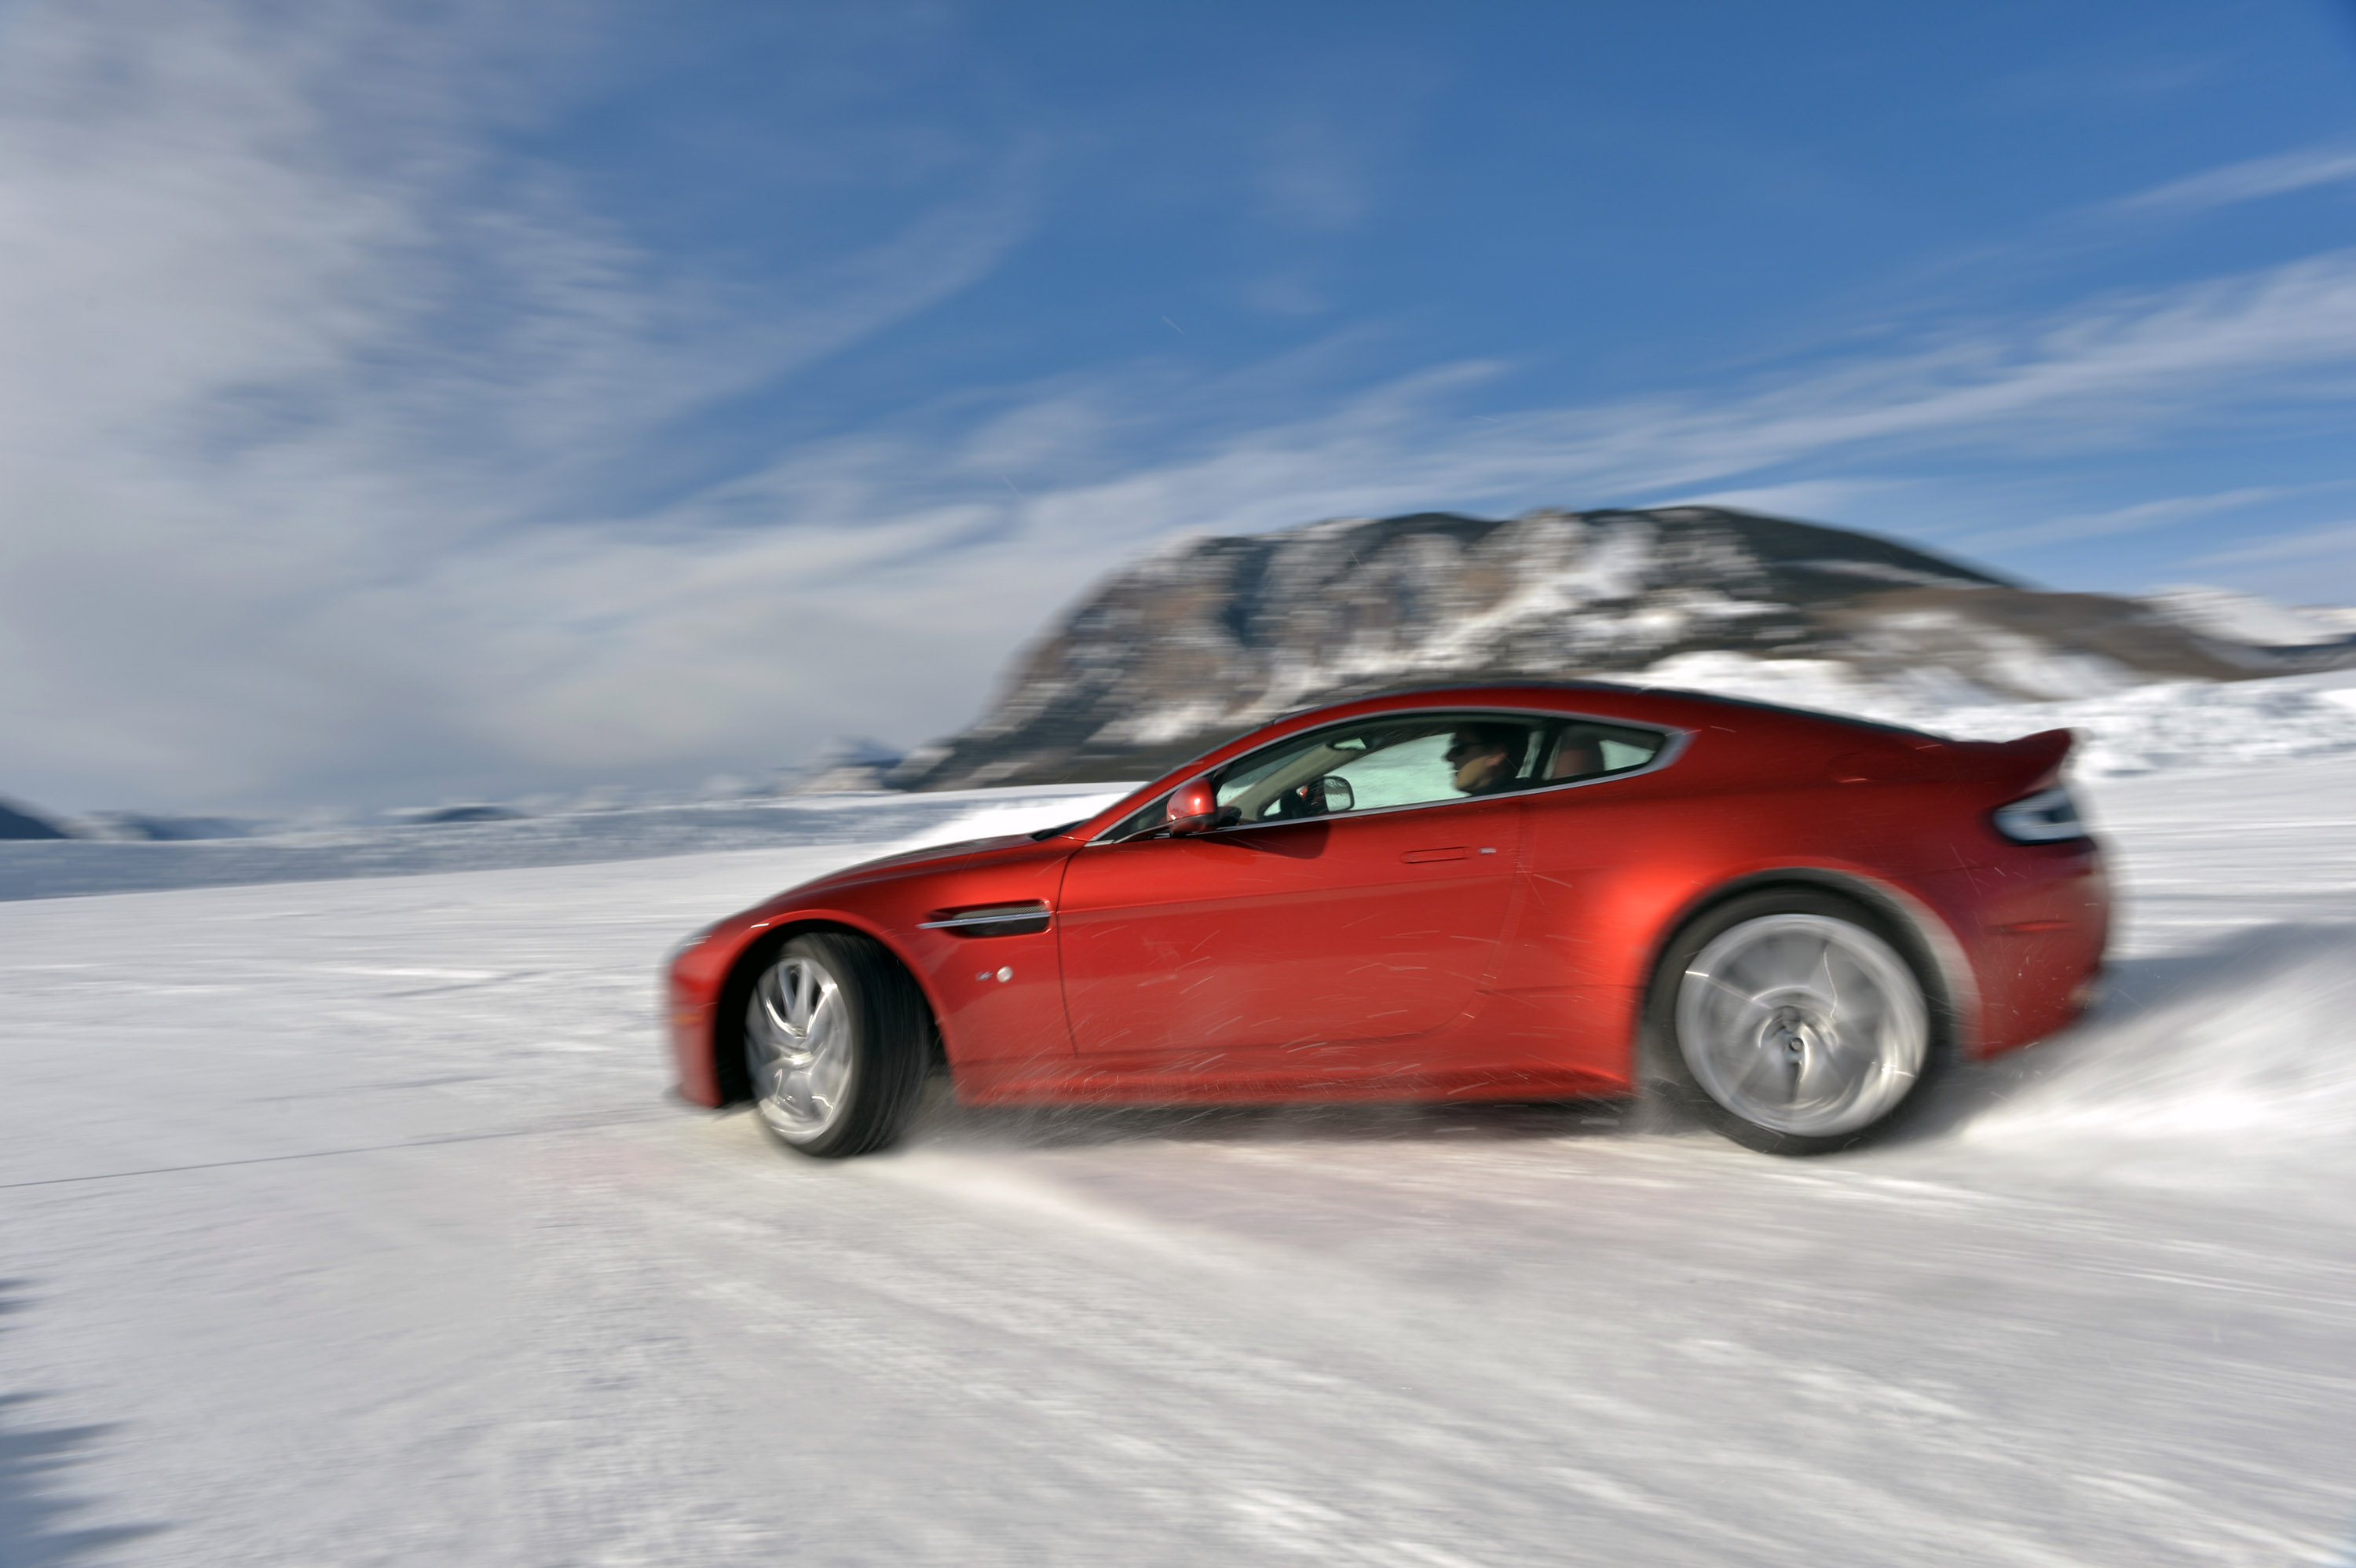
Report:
750,832,1053,914
834,832,1043,876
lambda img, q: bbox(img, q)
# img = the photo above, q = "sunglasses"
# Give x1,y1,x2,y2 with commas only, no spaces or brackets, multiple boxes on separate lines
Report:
1444,741,1501,762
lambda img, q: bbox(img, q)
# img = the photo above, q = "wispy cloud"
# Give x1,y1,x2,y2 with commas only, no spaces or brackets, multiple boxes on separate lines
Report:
9,3,2356,810
2193,521,2356,568
0,0,1037,806
28,221,2356,803
1257,116,1374,232
2110,141,2356,216
379,243,2356,788
1953,487,2308,552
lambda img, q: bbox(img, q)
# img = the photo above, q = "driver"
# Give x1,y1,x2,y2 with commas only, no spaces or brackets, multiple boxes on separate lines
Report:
1445,722,1523,795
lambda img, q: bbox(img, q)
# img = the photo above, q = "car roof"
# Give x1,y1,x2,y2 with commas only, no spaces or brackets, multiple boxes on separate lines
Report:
1274,678,1943,743
1059,678,1948,842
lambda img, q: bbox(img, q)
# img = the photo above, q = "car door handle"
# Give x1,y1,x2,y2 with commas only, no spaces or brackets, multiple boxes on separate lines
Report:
1401,846,1469,863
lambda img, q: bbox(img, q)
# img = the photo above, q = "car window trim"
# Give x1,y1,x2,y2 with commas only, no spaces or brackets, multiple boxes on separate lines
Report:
1086,706,1692,845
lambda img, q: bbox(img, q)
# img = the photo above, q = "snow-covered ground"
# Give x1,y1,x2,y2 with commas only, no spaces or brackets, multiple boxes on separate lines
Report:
0,785,1131,905
5,746,2356,1563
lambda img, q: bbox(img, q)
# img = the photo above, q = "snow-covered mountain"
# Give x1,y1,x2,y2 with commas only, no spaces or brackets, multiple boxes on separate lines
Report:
889,506,2356,790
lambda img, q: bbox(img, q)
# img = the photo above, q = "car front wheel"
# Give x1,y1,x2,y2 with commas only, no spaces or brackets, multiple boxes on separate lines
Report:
1651,890,1937,1155
744,932,928,1159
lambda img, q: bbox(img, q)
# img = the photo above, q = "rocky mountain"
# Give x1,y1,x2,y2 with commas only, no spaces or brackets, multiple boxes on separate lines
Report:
887,506,2356,791
0,798,69,840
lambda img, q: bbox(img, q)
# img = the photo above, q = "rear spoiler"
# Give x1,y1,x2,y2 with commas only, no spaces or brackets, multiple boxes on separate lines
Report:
1944,728,2075,795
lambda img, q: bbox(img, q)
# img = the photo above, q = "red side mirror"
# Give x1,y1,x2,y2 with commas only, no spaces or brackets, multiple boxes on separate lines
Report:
1165,777,1227,836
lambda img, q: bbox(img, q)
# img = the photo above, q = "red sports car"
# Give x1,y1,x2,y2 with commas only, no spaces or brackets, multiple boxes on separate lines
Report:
666,683,2106,1157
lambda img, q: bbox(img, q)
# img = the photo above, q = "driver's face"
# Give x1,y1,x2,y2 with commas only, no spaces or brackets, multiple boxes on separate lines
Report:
1447,735,1511,792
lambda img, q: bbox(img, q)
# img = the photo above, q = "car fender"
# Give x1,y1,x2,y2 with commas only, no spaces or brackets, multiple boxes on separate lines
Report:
1635,864,1982,1059
680,904,946,1105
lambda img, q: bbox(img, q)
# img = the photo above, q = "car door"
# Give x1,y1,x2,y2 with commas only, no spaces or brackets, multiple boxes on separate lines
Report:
1056,715,1534,1061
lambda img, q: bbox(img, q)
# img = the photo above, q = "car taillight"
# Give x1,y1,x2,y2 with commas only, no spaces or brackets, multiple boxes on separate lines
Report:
1992,784,2088,843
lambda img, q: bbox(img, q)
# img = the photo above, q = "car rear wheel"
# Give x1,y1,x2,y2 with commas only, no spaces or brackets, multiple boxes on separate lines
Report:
744,933,928,1159
1650,890,1936,1155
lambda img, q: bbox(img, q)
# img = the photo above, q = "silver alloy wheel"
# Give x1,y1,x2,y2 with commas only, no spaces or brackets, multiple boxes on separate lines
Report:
747,952,854,1144
1675,912,1927,1138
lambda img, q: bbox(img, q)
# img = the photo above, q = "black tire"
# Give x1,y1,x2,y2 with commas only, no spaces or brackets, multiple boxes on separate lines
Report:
742,932,930,1159
1642,888,1944,1156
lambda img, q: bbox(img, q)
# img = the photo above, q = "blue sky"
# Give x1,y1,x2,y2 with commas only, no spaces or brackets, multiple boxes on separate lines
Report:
2,1,2354,810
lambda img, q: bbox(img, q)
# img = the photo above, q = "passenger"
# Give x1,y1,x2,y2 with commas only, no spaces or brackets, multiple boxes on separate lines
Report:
1445,723,1523,795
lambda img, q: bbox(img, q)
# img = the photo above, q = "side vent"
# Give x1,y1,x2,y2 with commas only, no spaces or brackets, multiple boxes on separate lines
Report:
918,901,1052,938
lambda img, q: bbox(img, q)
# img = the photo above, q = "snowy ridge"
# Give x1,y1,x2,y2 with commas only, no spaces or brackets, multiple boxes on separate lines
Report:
2141,586,2356,649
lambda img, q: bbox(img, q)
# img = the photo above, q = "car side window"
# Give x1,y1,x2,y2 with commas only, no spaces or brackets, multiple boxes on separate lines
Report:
1539,721,1668,782
1099,710,1674,841
1211,711,1554,822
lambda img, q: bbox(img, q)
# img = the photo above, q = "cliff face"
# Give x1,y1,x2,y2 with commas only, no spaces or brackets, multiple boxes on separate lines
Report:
888,506,2351,790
